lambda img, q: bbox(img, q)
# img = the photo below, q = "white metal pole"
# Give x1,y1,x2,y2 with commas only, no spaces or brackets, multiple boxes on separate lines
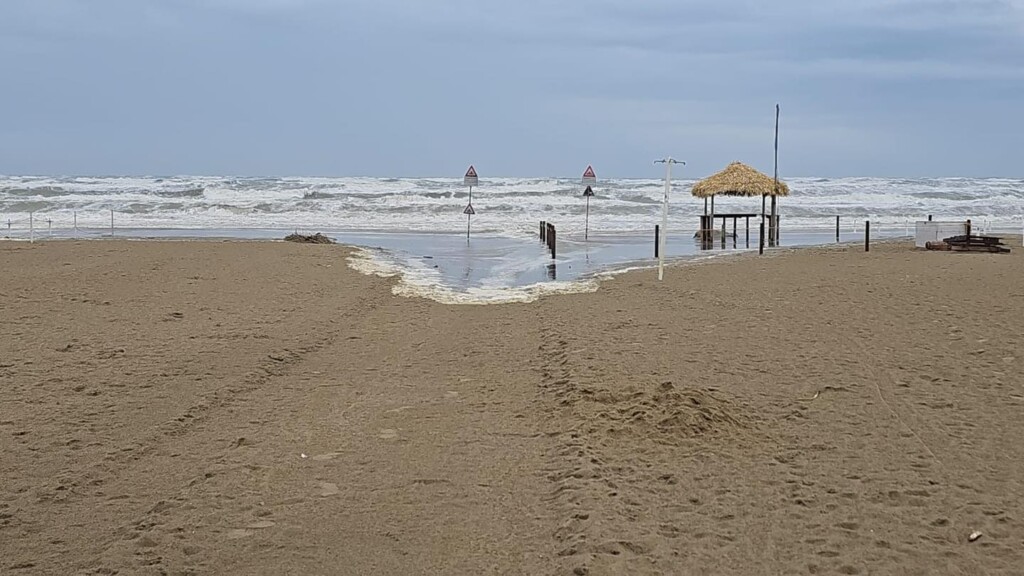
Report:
466,186,472,240
659,159,672,281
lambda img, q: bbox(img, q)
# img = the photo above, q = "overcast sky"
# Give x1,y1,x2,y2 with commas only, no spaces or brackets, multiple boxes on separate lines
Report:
1,0,1022,178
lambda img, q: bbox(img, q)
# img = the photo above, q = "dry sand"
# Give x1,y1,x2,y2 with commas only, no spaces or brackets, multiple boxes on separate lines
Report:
2,238,1023,575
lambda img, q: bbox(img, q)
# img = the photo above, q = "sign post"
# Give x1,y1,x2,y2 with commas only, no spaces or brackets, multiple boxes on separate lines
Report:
463,165,478,240
653,158,684,281
581,165,597,240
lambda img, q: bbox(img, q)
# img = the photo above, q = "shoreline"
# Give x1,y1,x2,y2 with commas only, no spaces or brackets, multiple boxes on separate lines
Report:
0,230,918,305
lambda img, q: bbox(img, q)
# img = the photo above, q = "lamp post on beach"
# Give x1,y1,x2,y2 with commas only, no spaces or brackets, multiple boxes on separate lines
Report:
654,157,684,281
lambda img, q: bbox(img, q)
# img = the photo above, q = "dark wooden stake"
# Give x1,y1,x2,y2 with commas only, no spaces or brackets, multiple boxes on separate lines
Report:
654,225,660,258
928,215,933,221
759,221,765,255
865,221,870,252
540,221,545,241
549,226,556,259
745,216,750,247
771,103,780,246
836,215,840,242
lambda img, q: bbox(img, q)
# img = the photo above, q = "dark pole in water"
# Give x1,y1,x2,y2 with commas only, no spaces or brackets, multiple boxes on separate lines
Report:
836,215,840,242
928,215,933,221
865,221,870,252
585,195,590,241
654,225,660,258
550,226,556,259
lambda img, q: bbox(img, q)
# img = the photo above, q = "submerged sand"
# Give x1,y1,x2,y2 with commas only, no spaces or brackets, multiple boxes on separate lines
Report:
2,238,1023,575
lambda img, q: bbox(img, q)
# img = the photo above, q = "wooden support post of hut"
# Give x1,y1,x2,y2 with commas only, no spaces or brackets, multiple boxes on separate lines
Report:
691,162,790,253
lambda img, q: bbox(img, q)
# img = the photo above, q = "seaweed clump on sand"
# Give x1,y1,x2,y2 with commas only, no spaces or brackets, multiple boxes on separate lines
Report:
284,233,334,244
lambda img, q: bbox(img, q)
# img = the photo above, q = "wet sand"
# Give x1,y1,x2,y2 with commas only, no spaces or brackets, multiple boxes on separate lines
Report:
2,238,1023,575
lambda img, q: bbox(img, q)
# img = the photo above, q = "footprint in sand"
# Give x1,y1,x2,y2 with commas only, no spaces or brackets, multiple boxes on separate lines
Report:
246,520,276,529
224,522,275,539
319,482,340,497
378,429,398,440
445,391,459,399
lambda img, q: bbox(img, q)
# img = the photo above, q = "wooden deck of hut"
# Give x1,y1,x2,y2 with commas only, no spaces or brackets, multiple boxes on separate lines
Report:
692,162,790,250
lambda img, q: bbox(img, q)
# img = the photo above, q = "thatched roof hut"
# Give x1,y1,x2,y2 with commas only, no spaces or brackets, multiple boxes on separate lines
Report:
691,161,790,198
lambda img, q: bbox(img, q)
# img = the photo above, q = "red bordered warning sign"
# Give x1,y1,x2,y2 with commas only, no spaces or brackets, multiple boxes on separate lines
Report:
582,165,597,185
464,165,479,187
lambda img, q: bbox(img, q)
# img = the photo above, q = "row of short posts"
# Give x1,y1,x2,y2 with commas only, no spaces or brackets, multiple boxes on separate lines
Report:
539,221,555,259
6,210,114,242
844,214,932,252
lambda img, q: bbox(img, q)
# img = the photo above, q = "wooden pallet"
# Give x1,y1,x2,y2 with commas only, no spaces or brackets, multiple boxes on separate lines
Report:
941,234,1011,253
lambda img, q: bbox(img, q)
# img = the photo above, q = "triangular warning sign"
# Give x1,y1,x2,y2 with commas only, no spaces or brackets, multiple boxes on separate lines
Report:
582,185,595,197
582,165,597,185
463,204,475,215
464,165,479,187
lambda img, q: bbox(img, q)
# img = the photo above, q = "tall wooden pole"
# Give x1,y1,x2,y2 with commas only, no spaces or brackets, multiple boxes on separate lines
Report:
771,104,780,246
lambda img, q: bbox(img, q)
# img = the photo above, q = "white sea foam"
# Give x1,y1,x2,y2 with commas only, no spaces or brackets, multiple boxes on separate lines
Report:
346,247,599,305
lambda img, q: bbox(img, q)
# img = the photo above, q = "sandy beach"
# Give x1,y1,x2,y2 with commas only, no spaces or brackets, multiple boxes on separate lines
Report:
2,238,1023,575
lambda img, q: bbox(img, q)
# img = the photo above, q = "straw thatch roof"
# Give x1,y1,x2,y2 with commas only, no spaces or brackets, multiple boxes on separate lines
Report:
691,161,790,198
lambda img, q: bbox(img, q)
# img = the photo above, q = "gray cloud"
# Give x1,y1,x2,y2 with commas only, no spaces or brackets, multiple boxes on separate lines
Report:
0,0,1020,177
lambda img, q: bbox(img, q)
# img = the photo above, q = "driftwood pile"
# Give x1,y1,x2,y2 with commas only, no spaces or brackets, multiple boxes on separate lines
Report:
284,233,334,244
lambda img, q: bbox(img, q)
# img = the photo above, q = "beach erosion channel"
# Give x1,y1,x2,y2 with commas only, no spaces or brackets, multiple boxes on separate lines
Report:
0,225,915,303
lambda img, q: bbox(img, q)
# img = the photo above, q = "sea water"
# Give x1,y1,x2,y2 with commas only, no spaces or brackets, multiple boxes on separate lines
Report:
2,175,1020,301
